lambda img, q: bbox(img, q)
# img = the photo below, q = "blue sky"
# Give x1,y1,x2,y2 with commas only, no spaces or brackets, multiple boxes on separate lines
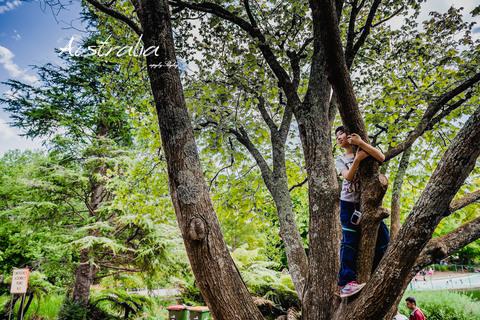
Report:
0,0,478,155
0,0,85,154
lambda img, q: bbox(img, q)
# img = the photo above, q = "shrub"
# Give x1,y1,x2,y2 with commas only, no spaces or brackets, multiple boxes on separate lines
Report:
57,298,88,320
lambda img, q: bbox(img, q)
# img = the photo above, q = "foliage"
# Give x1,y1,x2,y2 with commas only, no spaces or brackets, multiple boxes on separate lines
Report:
57,298,88,320
91,288,151,319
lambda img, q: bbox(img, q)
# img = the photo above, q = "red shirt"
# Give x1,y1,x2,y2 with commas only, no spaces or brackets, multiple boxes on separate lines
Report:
410,308,426,320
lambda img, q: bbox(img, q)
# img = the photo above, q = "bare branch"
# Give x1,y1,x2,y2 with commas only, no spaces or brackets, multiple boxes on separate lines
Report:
344,0,359,67
84,0,142,36
289,177,307,192
243,0,257,28
346,0,382,68
356,5,405,33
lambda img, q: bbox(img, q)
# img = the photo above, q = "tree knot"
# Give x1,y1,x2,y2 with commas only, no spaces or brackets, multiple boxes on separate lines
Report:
188,217,207,241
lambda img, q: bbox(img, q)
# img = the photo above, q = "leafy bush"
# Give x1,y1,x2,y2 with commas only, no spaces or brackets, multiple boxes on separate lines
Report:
57,298,88,320
399,290,480,320
232,246,299,310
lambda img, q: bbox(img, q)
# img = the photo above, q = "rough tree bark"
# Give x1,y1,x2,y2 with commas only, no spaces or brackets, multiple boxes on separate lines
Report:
390,146,412,239
128,0,264,318
72,249,97,306
299,2,341,319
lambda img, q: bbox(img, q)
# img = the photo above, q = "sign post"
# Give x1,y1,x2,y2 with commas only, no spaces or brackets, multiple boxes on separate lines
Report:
9,268,30,320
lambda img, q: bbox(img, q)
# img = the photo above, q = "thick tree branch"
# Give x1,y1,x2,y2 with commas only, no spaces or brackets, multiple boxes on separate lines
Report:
344,0,359,68
84,0,142,35
278,100,294,142
335,0,345,18
311,0,367,138
415,215,480,269
427,92,473,130
385,72,480,160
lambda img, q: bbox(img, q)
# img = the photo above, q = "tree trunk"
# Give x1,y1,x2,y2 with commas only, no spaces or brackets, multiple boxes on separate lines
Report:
72,126,108,306
270,176,309,297
132,0,264,318
270,133,308,297
297,101,340,320
295,51,340,318
234,125,309,297
390,146,412,239
356,168,389,282
72,249,97,306
339,105,480,319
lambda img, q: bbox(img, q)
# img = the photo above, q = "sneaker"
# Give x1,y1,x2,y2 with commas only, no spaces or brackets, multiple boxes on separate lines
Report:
339,281,366,298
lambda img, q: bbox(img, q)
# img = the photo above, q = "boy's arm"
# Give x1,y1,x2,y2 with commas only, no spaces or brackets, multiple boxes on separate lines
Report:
349,133,385,162
340,150,368,181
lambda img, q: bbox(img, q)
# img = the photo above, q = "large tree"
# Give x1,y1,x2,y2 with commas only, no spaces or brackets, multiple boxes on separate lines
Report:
78,0,479,319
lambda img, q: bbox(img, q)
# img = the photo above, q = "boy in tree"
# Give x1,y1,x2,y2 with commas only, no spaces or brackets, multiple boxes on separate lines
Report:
405,297,426,320
334,126,390,297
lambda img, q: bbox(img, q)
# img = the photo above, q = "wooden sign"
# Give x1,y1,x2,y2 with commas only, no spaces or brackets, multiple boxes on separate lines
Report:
10,269,30,294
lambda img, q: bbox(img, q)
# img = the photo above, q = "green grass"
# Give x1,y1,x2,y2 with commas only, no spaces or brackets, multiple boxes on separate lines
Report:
456,289,480,301
399,290,480,320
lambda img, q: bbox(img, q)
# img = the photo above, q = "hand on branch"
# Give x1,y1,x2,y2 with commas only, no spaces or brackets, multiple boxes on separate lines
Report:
347,133,363,145
355,149,369,161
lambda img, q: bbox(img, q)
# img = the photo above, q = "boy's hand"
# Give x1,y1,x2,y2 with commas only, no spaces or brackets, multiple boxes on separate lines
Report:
355,149,369,162
347,133,363,145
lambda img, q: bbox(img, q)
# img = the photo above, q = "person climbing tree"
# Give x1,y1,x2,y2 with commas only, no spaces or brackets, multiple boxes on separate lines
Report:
334,126,389,298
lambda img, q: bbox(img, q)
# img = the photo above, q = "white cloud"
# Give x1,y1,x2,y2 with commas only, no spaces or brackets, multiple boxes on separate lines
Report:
0,45,39,84
0,0,22,14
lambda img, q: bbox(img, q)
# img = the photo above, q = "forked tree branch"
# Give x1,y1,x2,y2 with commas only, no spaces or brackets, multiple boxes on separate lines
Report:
84,0,142,35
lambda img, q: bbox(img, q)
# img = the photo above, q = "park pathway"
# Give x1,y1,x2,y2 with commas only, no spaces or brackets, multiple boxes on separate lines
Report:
408,273,480,291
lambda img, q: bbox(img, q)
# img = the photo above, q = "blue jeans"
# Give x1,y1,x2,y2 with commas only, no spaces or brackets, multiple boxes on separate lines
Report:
338,200,390,286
